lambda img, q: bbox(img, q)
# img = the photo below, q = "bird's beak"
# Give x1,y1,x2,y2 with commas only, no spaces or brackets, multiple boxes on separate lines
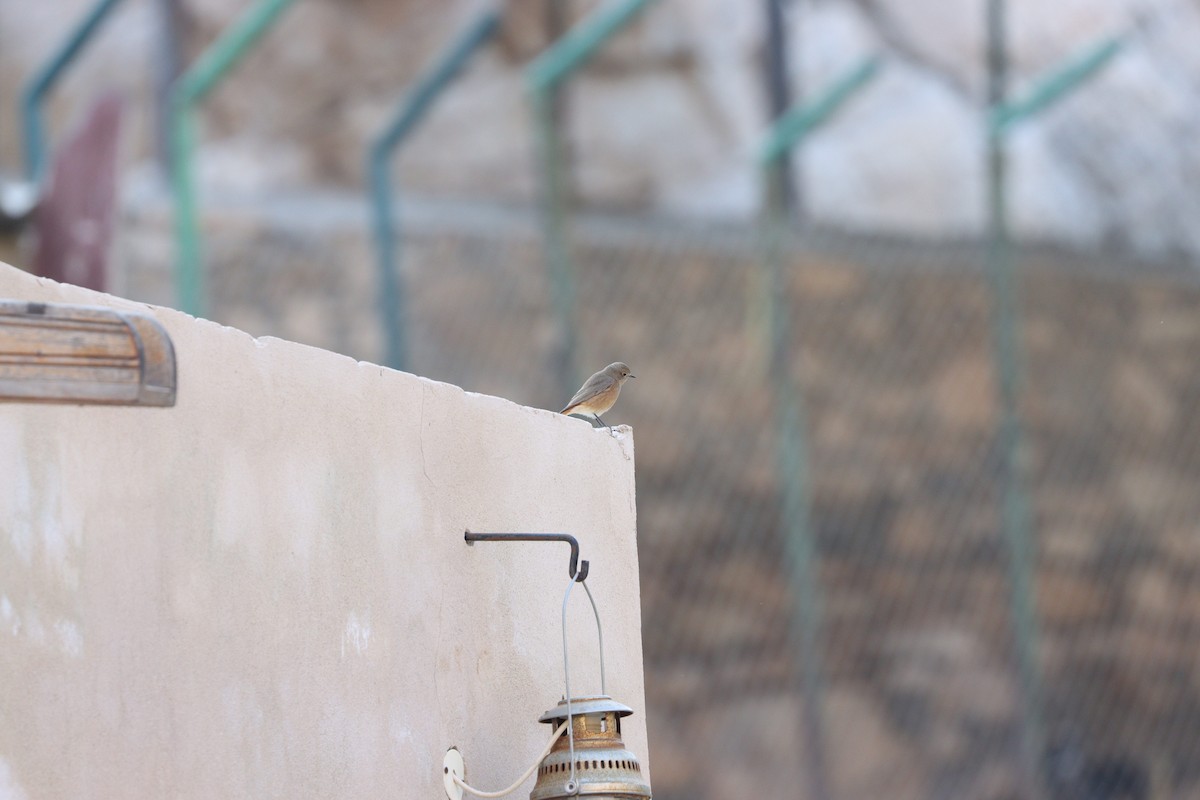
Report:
629,374,637,379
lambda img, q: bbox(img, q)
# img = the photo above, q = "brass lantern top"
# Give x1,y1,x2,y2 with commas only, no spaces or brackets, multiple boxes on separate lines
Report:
538,695,633,724
531,695,651,800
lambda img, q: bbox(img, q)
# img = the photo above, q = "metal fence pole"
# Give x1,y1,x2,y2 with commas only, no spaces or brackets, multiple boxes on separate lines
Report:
154,0,184,175
763,0,798,215
21,0,128,184
526,0,658,400
367,10,501,371
985,12,1042,792
762,180,828,800
169,0,299,317
985,5,1124,795
756,55,880,800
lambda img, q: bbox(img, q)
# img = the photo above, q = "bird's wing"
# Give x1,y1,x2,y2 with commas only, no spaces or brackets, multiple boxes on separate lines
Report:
561,371,615,413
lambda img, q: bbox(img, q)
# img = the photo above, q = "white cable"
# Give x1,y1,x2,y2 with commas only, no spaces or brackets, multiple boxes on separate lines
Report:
452,720,569,798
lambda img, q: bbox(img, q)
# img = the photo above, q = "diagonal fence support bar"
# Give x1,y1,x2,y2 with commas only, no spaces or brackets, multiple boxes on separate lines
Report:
757,56,881,169
368,9,501,371
526,0,658,400
754,54,881,800
985,8,1123,797
526,0,657,94
169,0,298,317
21,0,129,184
990,35,1124,138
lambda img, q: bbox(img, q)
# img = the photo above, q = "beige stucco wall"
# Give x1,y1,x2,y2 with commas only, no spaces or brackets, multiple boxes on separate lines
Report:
0,262,648,799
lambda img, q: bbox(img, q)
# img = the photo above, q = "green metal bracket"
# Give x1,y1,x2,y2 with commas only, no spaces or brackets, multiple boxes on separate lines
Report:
368,9,501,371
990,36,1124,138
984,16,1123,799
526,0,658,399
526,0,655,92
755,54,881,800
757,56,881,169
169,0,298,317
21,0,129,183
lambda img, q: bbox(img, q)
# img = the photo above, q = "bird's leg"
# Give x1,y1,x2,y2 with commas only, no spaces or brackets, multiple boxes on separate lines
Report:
594,413,610,431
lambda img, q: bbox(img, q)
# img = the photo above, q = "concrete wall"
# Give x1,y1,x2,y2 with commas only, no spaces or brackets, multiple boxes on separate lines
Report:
0,262,648,799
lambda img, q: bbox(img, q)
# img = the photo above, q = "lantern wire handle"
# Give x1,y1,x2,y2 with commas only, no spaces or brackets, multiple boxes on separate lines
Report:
581,579,606,694
561,573,606,796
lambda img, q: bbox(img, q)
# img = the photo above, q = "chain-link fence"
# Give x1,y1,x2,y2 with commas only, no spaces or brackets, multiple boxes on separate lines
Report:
335,211,1193,799
168,197,1200,798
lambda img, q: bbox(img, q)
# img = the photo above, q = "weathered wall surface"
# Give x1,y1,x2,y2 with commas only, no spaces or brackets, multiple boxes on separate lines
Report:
0,261,648,799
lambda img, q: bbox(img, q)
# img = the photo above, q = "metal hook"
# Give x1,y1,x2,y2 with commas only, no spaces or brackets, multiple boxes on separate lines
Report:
463,531,589,581
461,530,606,797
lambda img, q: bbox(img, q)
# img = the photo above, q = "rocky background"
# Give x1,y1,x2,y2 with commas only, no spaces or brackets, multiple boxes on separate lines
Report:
4,1,1200,798
3,0,1200,256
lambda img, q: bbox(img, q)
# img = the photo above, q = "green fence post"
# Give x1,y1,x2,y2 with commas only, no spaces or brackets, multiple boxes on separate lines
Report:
526,0,658,400
169,0,298,317
368,10,501,371
21,0,128,184
985,11,1041,796
755,54,881,800
985,3,1123,794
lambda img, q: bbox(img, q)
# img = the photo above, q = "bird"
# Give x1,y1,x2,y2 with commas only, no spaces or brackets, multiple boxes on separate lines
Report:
560,362,636,430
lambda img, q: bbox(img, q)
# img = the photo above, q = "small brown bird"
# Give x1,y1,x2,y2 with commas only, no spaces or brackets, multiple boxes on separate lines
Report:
560,362,636,429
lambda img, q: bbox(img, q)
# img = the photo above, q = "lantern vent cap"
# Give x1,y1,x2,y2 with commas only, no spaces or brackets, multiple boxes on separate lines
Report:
538,695,634,724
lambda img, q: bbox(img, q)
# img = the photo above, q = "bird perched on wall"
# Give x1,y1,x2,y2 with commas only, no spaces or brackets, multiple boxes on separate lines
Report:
560,362,635,430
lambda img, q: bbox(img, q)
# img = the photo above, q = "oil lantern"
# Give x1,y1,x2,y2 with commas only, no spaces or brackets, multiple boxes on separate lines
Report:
530,695,651,800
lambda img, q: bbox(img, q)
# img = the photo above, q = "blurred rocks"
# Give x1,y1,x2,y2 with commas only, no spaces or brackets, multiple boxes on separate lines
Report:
6,0,1200,257
828,688,928,800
